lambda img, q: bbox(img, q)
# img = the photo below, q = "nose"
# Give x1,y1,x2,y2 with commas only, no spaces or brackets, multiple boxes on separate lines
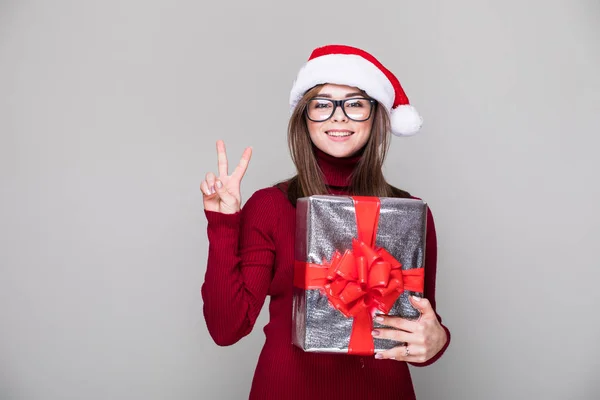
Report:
331,104,348,122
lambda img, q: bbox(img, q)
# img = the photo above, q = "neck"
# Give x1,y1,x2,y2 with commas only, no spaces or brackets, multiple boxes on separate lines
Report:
314,146,362,189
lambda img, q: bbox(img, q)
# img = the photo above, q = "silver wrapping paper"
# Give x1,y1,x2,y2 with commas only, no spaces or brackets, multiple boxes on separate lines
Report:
292,195,427,354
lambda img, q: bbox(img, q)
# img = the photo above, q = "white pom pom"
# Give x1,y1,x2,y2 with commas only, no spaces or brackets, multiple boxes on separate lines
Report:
390,105,423,137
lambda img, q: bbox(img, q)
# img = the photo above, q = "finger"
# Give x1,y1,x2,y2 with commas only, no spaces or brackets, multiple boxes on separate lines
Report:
374,314,418,333
205,172,217,194
375,344,424,361
409,295,435,318
216,140,228,178
200,180,213,196
371,327,413,344
230,146,252,181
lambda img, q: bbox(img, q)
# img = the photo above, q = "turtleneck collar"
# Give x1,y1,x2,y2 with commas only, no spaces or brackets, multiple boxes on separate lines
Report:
314,145,363,188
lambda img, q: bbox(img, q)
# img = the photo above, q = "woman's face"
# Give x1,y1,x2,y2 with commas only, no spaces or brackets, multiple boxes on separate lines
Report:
306,84,374,158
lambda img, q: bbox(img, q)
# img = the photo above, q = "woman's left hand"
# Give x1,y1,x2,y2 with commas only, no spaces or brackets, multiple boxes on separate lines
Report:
371,295,447,363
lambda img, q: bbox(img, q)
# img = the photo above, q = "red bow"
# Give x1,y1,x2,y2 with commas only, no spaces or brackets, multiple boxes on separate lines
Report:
321,239,424,317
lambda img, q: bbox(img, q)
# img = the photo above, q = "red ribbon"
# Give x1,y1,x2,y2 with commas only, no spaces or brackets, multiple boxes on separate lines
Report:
293,196,425,355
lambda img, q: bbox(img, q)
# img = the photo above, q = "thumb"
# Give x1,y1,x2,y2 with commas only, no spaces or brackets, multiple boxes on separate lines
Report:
409,295,435,317
214,179,236,205
214,179,228,197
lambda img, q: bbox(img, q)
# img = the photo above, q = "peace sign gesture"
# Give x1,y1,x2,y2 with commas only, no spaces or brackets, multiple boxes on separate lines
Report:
200,140,253,214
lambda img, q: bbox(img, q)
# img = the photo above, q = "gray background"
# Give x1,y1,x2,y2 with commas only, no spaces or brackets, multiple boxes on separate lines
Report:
1,0,599,399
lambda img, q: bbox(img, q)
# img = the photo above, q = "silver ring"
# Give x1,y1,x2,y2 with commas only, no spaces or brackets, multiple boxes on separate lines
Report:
405,346,410,357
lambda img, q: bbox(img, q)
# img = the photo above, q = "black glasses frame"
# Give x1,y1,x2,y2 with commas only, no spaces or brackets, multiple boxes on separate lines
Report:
305,97,377,122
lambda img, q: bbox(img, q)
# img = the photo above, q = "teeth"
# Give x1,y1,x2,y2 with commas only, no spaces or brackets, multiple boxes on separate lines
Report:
326,132,353,137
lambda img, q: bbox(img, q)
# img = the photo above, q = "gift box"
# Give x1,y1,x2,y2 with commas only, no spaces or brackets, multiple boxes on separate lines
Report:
292,195,427,355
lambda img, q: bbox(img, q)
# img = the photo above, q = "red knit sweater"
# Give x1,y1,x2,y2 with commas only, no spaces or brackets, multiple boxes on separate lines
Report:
202,149,450,399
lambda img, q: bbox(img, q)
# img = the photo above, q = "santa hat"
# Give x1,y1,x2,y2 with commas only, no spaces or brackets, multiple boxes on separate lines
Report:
289,44,422,137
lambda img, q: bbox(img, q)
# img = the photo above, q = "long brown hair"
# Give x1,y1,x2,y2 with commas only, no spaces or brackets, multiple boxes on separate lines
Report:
279,84,410,205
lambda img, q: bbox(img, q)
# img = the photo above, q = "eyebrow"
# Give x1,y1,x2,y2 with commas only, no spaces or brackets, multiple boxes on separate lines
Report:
316,92,365,98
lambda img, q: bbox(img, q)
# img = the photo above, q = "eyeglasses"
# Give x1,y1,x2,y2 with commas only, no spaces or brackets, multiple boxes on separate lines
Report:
305,97,377,122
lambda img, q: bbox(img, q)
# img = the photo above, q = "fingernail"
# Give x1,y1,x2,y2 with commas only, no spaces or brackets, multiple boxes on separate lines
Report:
375,316,384,323
374,353,384,359
210,185,215,194
371,330,380,337
215,180,223,189
412,295,421,301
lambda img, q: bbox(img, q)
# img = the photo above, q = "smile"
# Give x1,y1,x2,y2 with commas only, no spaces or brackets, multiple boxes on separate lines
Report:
326,130,354,137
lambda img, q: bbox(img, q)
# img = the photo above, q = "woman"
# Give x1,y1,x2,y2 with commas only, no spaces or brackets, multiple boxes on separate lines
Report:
200,44,450,399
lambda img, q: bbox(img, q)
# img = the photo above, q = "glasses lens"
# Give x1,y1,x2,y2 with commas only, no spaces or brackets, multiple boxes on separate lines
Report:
307,99,334,121
343,99,372,121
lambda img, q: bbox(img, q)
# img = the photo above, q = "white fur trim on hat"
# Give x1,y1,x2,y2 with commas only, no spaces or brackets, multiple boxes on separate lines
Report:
289,54,395,111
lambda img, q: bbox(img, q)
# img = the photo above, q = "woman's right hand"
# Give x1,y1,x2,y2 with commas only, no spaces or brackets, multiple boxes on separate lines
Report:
200,140,252,214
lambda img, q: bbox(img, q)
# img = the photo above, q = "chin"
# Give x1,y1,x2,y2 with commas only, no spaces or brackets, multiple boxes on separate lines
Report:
324,147,356,158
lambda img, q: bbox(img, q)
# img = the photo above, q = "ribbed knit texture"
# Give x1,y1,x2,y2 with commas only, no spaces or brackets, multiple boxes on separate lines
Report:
201,148,450,399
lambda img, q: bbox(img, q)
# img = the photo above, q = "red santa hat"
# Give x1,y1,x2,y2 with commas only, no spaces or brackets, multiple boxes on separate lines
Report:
289,44,422,137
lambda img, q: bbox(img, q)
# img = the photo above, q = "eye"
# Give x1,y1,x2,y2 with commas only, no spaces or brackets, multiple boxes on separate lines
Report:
311,100,333,109
346,99,367,108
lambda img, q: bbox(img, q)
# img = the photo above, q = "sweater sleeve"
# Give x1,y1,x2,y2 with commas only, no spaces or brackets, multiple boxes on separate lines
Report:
409,205,451,367
201,189,278,346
